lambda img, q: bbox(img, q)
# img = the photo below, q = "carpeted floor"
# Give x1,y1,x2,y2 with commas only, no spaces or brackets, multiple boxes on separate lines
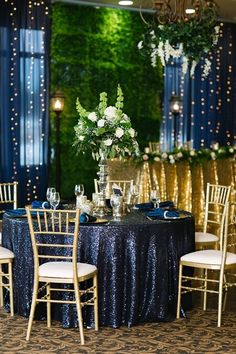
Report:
1,292,236,354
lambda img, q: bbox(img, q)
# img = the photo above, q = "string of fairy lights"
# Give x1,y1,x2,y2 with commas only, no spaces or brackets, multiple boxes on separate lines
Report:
160,22,235,151
6,0,49,203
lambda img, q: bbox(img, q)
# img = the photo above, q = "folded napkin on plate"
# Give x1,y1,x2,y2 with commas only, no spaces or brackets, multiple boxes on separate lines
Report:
5,208,26,217
146,208,179,219
80,213,97,223
136,201,174,210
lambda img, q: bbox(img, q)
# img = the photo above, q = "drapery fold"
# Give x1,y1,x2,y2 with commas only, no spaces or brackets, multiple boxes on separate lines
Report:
0,0,50,206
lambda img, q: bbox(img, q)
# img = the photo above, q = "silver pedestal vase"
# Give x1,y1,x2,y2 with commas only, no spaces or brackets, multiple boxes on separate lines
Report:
95,153,110,217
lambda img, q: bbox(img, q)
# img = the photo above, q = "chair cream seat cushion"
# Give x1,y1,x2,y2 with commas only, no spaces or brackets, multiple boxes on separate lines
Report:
39,261,97,279
0,246,14,259
195,231,219,243
181,250,236,266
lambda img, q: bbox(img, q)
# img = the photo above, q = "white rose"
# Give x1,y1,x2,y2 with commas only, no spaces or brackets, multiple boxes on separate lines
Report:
115,127,124,138
154,156,160,162
190,150,195,156
104,106,117,120
170,158,175,164
88,112,97,122
128,128,135,138
104,138,113,146
177,152,183,158
97,119,105,127
229,148,234,153
79,135,85,141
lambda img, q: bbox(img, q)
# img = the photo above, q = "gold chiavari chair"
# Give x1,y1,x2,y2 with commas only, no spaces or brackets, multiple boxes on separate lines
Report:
148,141,160,153
0,246,14,316
0,182,18,244
195,183,231,249
25,207,98,344
177,202,236,327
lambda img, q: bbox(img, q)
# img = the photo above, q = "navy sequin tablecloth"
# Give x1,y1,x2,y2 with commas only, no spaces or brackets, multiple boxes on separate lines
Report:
2,211,195,328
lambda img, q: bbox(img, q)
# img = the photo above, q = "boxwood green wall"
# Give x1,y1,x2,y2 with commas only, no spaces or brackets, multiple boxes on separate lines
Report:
50,3,163,199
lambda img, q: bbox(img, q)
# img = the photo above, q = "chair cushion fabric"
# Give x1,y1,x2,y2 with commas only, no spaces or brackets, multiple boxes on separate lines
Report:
0,246,14,259
195,231,219,243
39,261,97,279
181,250,236,266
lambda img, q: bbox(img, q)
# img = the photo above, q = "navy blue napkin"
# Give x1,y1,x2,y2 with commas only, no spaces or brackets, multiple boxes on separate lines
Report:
31,201,64,209
136,201,174,210
146,208,179,219
5,208,26,217
31,201,50,209
80,213,97,223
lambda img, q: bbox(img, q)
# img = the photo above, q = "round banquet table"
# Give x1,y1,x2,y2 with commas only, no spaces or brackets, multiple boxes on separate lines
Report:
2,210,195,328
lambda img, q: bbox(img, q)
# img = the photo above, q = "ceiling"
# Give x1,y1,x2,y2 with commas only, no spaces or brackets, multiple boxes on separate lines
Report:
54,0,236,23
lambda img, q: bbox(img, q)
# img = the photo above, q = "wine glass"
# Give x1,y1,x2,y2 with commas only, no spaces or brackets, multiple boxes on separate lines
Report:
46,187,56,208
50,192,60,211
74,184,84,197
130,185,139,208
150,189,160,209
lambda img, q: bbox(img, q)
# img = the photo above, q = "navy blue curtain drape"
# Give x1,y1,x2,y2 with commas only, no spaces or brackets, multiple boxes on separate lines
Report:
160,23,236,151
0,0,50,206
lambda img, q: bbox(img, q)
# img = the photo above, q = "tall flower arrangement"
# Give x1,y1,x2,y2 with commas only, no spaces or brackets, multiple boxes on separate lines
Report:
138,8,220,77
73,85,139,160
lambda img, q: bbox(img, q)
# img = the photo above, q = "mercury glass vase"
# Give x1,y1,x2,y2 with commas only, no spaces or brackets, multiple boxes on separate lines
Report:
95,152,109,217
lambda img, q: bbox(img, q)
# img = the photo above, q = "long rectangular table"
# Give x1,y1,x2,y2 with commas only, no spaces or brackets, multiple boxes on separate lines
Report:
2,211,195,328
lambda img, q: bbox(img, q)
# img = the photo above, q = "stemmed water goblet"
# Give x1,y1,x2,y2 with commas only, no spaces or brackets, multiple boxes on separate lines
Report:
46,187,56,208
110,194,123,221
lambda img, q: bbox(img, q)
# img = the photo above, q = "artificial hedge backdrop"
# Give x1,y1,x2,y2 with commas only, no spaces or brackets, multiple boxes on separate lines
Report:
50,3,163,199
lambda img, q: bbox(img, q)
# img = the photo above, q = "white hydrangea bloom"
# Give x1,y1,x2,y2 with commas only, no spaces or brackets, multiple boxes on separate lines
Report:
104,106,117,120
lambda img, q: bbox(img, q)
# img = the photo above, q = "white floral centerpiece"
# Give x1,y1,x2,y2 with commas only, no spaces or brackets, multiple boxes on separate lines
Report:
73,85,139,160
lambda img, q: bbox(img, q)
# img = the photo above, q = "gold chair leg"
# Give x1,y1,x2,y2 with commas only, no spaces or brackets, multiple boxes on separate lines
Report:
0,264,3,307
46,283,51,328
9,261,14,316
26,281,39,341
203,268,208,311
74,284,85,345
176,263,183,319
217,269,224,327
94,275,99,331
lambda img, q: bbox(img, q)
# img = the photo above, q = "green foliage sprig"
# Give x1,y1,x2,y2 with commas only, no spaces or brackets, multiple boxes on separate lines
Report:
138,7,220,77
